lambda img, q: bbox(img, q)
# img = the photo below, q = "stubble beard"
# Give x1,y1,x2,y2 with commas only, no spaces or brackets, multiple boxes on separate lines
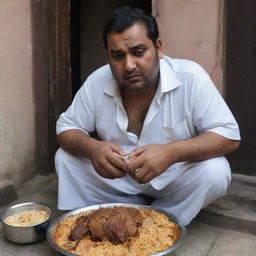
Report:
118,53,160,94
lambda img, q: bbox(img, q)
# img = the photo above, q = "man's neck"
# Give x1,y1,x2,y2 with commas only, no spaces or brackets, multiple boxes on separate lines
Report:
121,82,158,137
121,82,158,103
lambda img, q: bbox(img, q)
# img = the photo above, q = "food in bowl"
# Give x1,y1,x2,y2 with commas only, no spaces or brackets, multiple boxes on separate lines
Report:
52,206,180,256
1,202,53,244
4,209,50,227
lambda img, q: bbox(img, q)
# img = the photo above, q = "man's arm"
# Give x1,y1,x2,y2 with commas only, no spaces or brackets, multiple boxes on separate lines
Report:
126,131,240,184
57,129,127,179
167,131,239,163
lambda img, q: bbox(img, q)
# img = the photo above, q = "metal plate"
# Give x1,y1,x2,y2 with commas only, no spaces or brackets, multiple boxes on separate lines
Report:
47,203,186,256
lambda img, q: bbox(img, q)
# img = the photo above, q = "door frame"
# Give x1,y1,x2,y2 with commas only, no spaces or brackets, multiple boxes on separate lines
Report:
30,0,72,174
225,0,256,175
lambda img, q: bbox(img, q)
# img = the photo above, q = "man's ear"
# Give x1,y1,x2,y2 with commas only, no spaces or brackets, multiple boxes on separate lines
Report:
155,39,163,58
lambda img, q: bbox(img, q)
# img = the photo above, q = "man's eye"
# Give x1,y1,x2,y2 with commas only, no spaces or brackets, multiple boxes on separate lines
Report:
112,53,123,60
134,50,144,56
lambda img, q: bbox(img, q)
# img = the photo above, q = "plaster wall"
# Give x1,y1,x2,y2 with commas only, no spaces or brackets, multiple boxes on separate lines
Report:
152,0,224,93
0,0,35,187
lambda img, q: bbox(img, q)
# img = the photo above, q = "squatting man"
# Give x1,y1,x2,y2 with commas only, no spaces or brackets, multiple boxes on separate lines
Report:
55,7,240,226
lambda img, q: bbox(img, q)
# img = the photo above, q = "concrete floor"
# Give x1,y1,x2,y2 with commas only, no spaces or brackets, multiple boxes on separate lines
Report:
0,173,256,256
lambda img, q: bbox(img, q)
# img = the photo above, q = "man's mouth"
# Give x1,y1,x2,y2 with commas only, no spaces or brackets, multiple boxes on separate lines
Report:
125,75,140,80
124,72,142,80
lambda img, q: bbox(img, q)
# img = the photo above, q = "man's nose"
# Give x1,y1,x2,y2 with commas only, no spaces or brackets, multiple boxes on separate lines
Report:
124,56,136,72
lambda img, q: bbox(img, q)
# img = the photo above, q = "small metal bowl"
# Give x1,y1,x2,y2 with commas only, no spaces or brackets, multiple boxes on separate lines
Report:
0,201,53,244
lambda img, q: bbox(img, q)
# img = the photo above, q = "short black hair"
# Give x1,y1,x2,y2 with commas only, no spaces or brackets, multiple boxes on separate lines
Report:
103,6,159,49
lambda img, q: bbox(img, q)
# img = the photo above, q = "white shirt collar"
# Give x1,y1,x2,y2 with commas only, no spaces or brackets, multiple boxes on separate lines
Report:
159,56,182,93
103,75,119,97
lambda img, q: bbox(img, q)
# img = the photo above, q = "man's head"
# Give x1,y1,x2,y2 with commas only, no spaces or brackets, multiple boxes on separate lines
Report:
103,7,163,94
103,6,159,50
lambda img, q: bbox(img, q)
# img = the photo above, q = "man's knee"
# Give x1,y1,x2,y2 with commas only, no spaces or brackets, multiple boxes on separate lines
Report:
200,157,231,195
55,147,93,177
54,148,76,175
55,148,67,166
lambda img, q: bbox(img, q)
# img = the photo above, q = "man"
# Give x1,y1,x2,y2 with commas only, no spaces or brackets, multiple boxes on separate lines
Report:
55,7,240,226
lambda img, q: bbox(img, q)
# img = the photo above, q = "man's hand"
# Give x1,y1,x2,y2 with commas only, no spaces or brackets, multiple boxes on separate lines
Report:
126,144,173,184
125,132,240,184
88,140,128,179
57,130,128,180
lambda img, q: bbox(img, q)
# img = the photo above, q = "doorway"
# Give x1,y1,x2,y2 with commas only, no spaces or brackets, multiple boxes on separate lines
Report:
70,0,152,96
225,0,256,175
31,0,151,173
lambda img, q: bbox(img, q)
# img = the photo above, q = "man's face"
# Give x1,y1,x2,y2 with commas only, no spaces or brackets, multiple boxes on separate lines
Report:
107,24,163,94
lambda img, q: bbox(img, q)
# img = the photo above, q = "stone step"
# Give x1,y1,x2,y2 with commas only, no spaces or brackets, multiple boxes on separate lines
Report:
197,174,256,236
0,179,17,206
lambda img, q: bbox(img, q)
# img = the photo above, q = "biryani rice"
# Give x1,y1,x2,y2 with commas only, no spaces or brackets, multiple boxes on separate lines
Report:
52,207,180,256
4,209,49,227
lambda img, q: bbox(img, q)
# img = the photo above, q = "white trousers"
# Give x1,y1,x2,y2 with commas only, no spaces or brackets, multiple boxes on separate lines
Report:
55,148,231,226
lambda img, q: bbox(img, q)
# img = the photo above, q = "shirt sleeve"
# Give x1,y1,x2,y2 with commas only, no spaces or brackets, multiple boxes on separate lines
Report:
192,72,241,141
56,78,96,135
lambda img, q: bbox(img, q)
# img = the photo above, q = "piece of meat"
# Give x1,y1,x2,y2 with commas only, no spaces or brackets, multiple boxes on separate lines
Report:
68,207,143,244
69,215,89,241
88,207,143,244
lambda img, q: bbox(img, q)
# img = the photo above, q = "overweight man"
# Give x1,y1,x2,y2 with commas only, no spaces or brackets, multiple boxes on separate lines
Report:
55,7,240,226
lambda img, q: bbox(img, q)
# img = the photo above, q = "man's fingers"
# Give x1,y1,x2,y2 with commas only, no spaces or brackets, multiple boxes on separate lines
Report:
130,147,145,157
109,145,126,156
139,172,153,184
108,153,127,170
134,169,153,184
102,160,127,178
126,156,143,173
96,167,115,179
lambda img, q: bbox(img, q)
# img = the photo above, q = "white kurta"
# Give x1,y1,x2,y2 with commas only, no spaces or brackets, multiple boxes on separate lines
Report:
56,56,240,193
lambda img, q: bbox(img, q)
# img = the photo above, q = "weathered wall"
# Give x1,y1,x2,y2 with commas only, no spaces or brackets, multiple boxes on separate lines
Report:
152,0,224,93
0,0,35,189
